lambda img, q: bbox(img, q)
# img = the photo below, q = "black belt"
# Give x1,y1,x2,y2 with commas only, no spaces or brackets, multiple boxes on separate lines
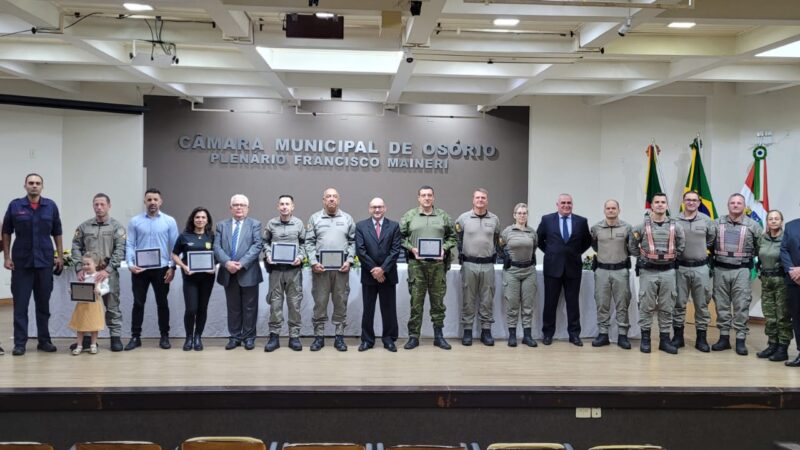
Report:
760,268,784,277
462,255,495,264
510,260,535,268
597,261,628,270
638,261,675,272
678,259,707,268
715,260,753,270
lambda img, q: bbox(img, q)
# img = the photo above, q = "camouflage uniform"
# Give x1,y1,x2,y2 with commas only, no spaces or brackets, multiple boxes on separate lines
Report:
590,219,632,335
264,216,306,338
758,232,791,345
456,210,501,330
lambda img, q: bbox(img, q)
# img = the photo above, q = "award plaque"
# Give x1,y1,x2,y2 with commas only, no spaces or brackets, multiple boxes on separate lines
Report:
272,243,298,264
135,248,161,269
418,238,443,259
70,282,96,302
320,250,345,270
187,251,214,271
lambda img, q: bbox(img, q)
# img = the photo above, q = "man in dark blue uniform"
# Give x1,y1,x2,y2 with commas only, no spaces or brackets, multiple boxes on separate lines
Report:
2,173,64,356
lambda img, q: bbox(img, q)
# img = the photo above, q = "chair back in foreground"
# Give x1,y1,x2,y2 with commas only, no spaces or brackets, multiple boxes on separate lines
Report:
182,437,266,450
385,445,467,450
0,443,54,450
73,442,162,450
487,443,570,450
283,443,365,450
588,446,664,450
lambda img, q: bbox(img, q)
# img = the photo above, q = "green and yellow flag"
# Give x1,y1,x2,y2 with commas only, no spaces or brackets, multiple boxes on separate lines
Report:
681,137,718,219
644,144,664,210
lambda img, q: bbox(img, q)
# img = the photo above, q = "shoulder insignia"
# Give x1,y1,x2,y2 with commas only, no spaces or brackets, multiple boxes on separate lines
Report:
498,237,505,246
306,222,313,231
633,231,640,240
74,229,80,238
455,223,462,233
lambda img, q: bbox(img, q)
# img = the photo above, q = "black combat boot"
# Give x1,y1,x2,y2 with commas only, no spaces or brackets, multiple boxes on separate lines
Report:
462,329,473,346
617,333,631,350
110,336,124,352
183,334,193,351
695,329,710,352
735,338,748,356
480,329,495,346
265,333,280,352
592,333,610,347
711,334,731,351
404,336,420,350
310,336,325,351
769,344,789,362
659,332,678,354
507,328,517,347
757,342,778,359
433,327,451,350
671,326,685,348
522,328,537,347
640,329,651,353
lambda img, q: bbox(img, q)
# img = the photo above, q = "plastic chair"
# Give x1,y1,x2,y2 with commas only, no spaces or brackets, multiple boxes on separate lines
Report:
487,443,572,450
587,446,664,450
0,443,54,450
72,442,161,450
181,437,267,450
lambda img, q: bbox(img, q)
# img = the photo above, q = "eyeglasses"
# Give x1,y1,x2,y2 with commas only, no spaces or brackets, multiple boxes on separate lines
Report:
231,203,248,208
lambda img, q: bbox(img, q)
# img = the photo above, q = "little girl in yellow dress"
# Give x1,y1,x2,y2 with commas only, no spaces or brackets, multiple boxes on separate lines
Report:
69,251,107,355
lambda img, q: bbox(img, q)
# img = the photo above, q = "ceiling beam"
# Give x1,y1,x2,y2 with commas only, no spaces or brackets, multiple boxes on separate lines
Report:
200,0,251,38
386,56,415,103
238,45,294,100
478,63,555,110
405,0,447,46
0,0,60,28
0,60,80,92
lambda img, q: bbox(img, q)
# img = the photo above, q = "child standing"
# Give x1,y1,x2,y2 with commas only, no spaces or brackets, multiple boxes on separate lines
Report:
69,251,107,355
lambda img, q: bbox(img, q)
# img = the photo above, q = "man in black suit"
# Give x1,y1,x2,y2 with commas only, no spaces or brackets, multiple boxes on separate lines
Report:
355,197,402,352
537,193,592,346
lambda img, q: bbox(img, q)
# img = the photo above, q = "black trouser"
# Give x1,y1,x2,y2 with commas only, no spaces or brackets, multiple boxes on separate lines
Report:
787,282,800,351
224,274,259,341
130,267,171,337
183,272,214,337
11,267,53,346
361,282,399,346
542,274,582,337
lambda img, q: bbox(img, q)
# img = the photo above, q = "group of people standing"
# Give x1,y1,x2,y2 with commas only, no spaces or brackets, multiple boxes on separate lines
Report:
2,173,800,368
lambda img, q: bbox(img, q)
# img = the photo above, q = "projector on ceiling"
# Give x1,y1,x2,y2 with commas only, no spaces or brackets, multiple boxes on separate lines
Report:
129,40,179,67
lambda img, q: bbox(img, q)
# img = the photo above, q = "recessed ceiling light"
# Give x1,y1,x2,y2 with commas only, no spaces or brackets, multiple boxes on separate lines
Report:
668,22,696,28
493,18,519,27
757,39,800,57
315,12,335,19
123,3,153,11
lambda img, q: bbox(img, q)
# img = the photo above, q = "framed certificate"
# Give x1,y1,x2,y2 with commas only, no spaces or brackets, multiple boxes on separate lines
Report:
418,238,443,259
187,251,214,271
320,250,345,270
135,248,161,269
70,282,96,302
272,243,298,264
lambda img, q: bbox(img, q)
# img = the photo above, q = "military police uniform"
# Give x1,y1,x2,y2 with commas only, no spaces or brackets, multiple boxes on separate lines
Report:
499,224,537,347
264,215,306,351
590,219,632,349
712,214,761,355
304,209,355,349
630,216,685,354
72,216,127,350
756,231,791,361
456,210,501,346
399,206,457,348
673,212,716,351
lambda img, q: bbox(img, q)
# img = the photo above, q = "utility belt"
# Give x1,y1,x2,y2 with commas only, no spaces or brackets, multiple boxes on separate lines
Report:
636,260,675,272
596,259,630,271
714,260,753,270
760,268,784,277
678,258,708,268
462,255,495,264
509,260,535,268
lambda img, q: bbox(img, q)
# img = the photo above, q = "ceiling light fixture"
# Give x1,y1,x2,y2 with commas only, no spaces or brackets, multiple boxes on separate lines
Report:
617,15,632,36
493,18,519,27
123,3,153,11
668,22,696,28
756,39,800,58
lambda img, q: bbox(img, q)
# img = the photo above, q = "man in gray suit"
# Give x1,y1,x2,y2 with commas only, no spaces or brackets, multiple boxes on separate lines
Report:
214,194,263,350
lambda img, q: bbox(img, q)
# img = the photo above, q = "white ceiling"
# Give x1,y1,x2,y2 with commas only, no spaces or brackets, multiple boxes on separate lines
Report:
1,0,800,109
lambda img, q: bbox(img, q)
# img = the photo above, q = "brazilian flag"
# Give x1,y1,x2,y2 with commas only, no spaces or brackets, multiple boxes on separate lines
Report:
681,138,718,219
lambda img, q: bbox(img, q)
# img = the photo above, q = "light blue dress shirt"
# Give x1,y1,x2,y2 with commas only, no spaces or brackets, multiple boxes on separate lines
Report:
125,211,180,268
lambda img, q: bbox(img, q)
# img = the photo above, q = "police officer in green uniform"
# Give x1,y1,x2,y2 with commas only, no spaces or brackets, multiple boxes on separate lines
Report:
263,194,306,352
711,193,762,356
399,185,457,350
590,199,633,350
756,210,791,362
629,193,685,354
499,203,537,347
71,193,127,352
672,191,716,352
456,188,501,346
305,188,355,352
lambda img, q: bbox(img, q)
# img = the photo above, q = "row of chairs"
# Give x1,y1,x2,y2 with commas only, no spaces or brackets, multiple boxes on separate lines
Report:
0,438,666,450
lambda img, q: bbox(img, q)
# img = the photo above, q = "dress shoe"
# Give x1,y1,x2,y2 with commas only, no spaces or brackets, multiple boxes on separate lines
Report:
70,335,92,351
658,332,678,354
522,328,537,347
159,335,171,350
507,328,517,347
617,334,631,350
433,327,451,350
461,329,473,346
769,344,789,362
757,342,778,359
592,333,610,347
480,329,495,346
243,338,256,350
0,345,4,355
288,337,302,351
225,338,241,350
334,335,347,351
358,341,373,352
542,335,553,346
193,335,204,351
310,336,325,351
383,342,397,352
735,338,748,356
640,329,651,353
711,335,731,351
786,354,800,367
403,337,419,350
695,330,710,353
265,333,280,352
37,341,57,352
183,335,193,351
124,337,141,351
110,336,124,352
12,345,25,356
568,335,583,347
671,326,685,348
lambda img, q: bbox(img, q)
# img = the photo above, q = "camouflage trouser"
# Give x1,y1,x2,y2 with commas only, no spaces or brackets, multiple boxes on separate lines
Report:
312,270,349,336
638,268,676,333
267,267,303,337
594,268,630,334
761,275,792,344
460,262,495,329
407,259,447,338
674,265,712,331
503,266,536,328
104,270,122,337
714,267,752,339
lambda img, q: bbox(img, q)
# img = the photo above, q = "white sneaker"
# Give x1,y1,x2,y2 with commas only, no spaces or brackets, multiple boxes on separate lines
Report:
72,346,83,355
89,344,98,354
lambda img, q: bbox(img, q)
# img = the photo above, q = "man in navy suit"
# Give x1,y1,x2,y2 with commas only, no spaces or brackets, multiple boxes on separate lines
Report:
214,194,263,351
781,216,800,367
355,197,402,352
536,193,592,346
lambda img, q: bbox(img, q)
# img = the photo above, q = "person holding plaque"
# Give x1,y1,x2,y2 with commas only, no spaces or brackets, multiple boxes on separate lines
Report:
214,194,263,351
2,173,63,356
68,252,107,355
499,203,538,347
172,207,215,351
455,188,501,346
355,197,402,352
304,188,356,352
399,185,457,350
124,188,179,351
263,194,306,352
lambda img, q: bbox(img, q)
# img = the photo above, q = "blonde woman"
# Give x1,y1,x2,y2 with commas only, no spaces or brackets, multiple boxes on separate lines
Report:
499,203,538,347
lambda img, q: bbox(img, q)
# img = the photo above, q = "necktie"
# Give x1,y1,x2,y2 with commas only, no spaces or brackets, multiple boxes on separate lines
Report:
375,221,381,238
231,220,240,259
562,216,570,242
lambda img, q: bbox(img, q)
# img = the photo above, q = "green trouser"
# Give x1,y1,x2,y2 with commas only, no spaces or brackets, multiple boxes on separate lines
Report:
713,267,752,339
460,262,496,329
637,268,676,333
503,266,536,328
267,267,303,337
407,259,447,338
674,265,712,331
311,270,349,336
761,275,792,345
594,268,630,334
104,270,122,338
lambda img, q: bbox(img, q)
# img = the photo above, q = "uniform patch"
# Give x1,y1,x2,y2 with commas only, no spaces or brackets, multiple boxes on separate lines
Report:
633,231,641,240
498,237,505,246
306,223,313,231
74,229,80,238
205,242,212,250
455,223,462,233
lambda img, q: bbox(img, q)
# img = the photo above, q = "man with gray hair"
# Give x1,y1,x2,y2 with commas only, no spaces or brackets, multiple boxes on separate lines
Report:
214,194,263,351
